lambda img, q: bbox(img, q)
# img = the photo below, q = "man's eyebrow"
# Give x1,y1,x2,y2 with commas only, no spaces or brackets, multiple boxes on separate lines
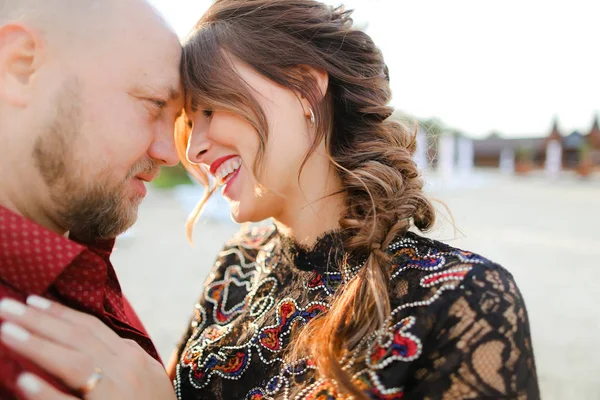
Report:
130,84,181,101
168,87,182,101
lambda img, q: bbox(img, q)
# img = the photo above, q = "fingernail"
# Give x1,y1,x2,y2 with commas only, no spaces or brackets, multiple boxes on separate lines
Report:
17,373,42,394
26,295,51,310
1,322,31,342
0,298,26,316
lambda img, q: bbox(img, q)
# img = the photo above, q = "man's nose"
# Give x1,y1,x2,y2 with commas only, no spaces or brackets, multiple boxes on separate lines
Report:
149,128,179,167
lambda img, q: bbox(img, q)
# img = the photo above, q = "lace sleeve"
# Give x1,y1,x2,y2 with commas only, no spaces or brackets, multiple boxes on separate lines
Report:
405,265,540,400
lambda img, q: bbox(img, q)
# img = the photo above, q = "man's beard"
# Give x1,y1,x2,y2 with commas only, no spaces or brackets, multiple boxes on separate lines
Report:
32,78,158,241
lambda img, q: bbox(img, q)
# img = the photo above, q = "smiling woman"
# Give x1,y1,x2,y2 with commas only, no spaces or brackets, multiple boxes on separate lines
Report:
169,0,540,399
0,0,539,399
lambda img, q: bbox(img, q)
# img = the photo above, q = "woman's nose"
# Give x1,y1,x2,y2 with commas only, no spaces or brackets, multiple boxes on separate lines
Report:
186,127,211,165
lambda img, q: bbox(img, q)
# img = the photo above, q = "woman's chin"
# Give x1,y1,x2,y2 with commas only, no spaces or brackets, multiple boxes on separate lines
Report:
230,211,245,224
228,202,271,225
228,201,251,224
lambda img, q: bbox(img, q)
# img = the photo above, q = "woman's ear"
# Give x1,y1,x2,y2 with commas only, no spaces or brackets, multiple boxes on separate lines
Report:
297,65,329,120
303,65,329,100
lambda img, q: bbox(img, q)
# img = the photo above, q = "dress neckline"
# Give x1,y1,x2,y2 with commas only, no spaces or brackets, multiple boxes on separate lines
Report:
271,225,364,274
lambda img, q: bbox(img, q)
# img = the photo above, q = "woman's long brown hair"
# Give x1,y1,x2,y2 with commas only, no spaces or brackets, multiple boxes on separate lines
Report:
175,1,436,397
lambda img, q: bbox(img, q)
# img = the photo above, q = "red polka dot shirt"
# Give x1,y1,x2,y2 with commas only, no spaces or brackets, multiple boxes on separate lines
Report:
0,206,159,399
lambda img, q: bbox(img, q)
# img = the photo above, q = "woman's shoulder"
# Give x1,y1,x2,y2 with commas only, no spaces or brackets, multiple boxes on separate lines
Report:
379,232,538,398
390,231,515,285
388,231,525,318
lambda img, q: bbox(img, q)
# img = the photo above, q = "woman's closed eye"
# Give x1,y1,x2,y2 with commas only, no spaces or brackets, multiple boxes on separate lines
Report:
187,97,212,119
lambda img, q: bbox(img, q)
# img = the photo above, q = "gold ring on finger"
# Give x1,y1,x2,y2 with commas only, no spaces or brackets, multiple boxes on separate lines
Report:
79,367,104,396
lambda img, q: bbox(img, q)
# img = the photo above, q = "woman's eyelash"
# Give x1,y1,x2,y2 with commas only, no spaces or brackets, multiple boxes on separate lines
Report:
203,109,214,118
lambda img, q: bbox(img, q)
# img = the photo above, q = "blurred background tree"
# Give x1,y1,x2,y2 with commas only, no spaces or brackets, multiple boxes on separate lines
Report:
152,163,193,189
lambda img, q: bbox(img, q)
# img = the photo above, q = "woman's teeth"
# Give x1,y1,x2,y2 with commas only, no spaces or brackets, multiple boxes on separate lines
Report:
215,157,242,185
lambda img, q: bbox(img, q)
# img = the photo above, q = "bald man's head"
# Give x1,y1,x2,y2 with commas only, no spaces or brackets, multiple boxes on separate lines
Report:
1,0,105,42
0,0,183,240
1,0,174,55
1,0,103,20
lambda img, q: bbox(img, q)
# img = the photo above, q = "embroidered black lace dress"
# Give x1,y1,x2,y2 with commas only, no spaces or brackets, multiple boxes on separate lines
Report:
174,226,539,399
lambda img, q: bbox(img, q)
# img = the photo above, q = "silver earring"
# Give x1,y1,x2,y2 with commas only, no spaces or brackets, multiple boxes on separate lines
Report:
308,108,316,125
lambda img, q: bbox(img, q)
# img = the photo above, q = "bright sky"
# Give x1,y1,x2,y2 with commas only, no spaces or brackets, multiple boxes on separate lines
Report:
149,0,599,138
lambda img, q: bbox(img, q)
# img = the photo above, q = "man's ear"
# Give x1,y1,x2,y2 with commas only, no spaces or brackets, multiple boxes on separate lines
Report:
0,24,42,107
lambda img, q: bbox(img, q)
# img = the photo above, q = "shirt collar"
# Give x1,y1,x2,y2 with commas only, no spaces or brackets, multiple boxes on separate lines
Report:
0,206,114,295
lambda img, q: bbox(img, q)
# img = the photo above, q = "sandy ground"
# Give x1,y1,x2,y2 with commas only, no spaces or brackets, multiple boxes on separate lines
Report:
111,170,600,400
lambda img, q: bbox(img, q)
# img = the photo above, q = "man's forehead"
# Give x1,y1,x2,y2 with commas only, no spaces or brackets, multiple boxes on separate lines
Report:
131,45,182,97
132,37,182,91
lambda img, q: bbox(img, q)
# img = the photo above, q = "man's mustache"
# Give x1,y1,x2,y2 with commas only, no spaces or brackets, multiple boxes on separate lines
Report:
126,158,160,180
